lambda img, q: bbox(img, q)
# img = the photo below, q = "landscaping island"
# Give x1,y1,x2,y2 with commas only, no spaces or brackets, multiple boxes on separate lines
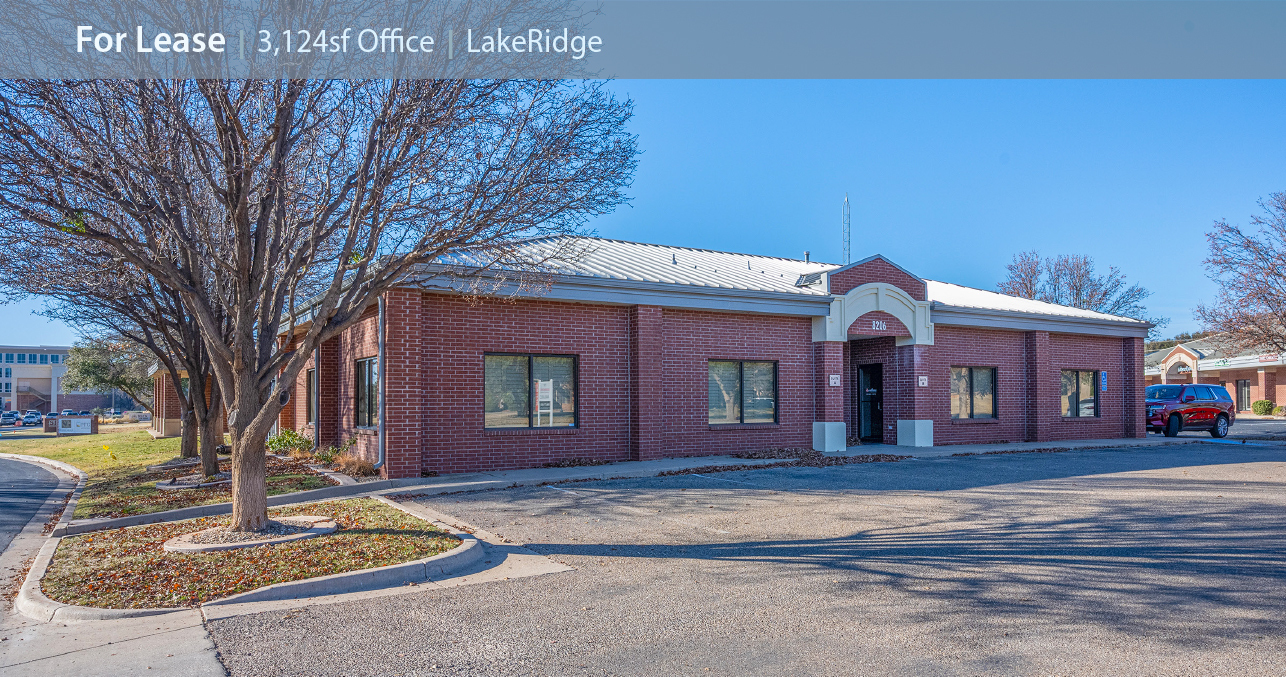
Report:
41,498,461,608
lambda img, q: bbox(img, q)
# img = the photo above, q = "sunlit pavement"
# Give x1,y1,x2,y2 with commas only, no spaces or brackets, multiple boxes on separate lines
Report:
206,440,1286,676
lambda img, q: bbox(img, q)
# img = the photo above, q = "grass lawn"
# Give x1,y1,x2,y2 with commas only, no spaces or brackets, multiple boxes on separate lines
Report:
43,498,461,608
1,425,335,519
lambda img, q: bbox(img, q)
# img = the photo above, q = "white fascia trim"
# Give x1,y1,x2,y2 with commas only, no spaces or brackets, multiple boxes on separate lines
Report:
931,304,1151,338
415,275,836,317
1197,355,1284,372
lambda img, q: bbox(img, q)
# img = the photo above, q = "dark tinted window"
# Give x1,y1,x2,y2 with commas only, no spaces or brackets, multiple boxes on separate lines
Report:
1194,386,1215,401
1146,385,1183,399
1212,386,1233,401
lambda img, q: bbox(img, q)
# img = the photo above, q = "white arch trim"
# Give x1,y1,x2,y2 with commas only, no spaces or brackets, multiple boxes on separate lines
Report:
1159,350,1199,384
812,282,934,345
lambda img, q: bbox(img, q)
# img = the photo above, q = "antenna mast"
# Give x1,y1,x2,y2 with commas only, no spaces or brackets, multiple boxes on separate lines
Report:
842,193,851,264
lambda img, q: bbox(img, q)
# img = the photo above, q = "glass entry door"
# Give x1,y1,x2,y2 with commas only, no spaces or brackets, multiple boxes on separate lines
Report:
857,364,883,442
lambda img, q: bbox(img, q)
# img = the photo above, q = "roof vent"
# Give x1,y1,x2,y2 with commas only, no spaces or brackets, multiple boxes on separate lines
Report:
795,272,823,287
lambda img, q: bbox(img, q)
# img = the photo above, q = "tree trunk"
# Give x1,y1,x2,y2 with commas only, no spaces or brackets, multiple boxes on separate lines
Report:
197,377,223,477
179,407,198,459
229,373,270,532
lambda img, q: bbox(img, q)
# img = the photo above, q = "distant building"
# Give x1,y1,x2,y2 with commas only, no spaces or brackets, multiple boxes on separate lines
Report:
0,345,130,413
1144,336,1283,412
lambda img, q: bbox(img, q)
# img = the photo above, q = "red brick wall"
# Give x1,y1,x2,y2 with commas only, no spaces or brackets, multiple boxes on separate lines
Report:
658,309,814,457
422,295,633,474
848,326,1143,445
337,308,380,462
828,257,926,300
848,310,909,338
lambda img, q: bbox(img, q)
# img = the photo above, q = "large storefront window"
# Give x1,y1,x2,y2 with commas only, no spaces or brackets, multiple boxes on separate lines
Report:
950,367,996,419
1061,369,1098,417
708,360,777,425
355,357,379,427
484,354,577,428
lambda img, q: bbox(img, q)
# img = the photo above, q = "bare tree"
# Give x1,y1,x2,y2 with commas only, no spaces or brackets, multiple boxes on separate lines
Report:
0,239,230,476
997,250,1043,300
998,250,1167,337
1196,192,1286,354
62,336,154,414
0,79,636,530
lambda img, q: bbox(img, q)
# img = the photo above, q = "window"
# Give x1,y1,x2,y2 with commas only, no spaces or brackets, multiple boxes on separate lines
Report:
3,354,11,363
355,357,379,428
50,355,58,364
28,354,36,364
950,367,996,419
1194,385,1216,400
305,369,316,424
708,360,777,425
1236,379,1251,411
483,354,577,428
16,354,25,364
3,368,9,378
38,354,47,364
1061,370,1099,417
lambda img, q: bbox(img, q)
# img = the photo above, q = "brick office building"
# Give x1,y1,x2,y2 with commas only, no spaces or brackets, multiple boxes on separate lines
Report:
272,238,1150,480
1144,337,1283,412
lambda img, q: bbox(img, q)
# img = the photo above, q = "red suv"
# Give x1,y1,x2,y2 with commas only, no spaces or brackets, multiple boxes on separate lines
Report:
1146,384,1236,438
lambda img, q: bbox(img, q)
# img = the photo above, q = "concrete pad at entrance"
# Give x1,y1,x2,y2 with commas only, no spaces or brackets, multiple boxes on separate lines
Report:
0,610,223,677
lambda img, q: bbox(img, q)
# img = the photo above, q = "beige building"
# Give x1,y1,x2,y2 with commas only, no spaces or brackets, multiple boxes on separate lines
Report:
0,345,116,413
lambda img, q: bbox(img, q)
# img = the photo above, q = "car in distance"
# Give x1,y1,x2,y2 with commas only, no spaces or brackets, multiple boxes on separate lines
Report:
78,410,91,416
1146,384,1236,438
0,412,16,426
22,411,42,425
60,409,75,416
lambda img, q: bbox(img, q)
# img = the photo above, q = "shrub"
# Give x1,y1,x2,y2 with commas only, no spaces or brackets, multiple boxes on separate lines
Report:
1276,406,1286,417
265,429,313,458
1251,400,1276,416
313,438,356,465
335,453,377,477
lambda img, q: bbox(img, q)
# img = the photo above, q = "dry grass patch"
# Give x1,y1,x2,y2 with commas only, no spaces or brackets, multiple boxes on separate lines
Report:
43,498,460,609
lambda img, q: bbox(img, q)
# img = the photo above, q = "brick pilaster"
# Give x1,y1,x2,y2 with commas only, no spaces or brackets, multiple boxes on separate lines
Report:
1258,368,1277,408
1025,331,1054,442
381,290,425,479
815,341,845,423
1122,336,1145,438
630,305,665,460
315,337,340,450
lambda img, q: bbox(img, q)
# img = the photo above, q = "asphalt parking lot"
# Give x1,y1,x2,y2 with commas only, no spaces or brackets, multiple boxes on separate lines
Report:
209,441,1286,676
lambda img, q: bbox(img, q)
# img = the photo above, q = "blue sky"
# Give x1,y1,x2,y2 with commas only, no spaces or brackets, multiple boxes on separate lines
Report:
4,79,1284,345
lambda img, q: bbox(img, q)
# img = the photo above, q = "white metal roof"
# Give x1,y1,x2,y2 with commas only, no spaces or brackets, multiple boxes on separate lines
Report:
924,280,1150,325
516,237,837,296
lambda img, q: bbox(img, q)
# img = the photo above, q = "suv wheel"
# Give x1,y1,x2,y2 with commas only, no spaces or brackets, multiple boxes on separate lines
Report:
1210,415,1230,439
1164,414,1181,437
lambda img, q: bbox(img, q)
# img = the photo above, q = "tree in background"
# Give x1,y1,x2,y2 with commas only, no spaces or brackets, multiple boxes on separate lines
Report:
998,250,1168,338
1196,192,1286,353
0,79,636,531
62,337,153,414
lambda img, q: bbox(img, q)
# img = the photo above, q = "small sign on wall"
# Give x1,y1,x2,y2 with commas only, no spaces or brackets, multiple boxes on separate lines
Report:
828,374,841,387
918,376,928,387
1101,371,1108,393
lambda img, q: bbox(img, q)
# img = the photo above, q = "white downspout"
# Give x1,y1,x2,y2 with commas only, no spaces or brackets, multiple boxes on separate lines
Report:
374,295,386,471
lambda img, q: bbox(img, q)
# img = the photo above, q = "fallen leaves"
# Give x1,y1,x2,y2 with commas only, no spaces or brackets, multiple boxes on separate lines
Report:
43,499,460,609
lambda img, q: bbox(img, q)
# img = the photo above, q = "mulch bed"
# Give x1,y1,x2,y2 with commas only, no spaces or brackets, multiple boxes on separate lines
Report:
74,457,338,520
653,448,910,477
43,498,460,609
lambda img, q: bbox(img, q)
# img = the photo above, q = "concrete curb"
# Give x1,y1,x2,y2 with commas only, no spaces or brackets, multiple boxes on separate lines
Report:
14,537,188,622
15,492,482,621
0,453,88,537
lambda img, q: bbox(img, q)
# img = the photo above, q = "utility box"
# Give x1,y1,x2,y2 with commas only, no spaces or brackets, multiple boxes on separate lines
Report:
56,415,99,436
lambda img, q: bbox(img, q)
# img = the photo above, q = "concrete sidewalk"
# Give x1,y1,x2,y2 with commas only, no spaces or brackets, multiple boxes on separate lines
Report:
837,435,1247,459
366,454,792,496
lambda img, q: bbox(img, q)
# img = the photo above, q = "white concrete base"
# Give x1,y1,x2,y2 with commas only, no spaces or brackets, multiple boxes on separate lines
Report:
812,422,847,452
896,419,934,447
